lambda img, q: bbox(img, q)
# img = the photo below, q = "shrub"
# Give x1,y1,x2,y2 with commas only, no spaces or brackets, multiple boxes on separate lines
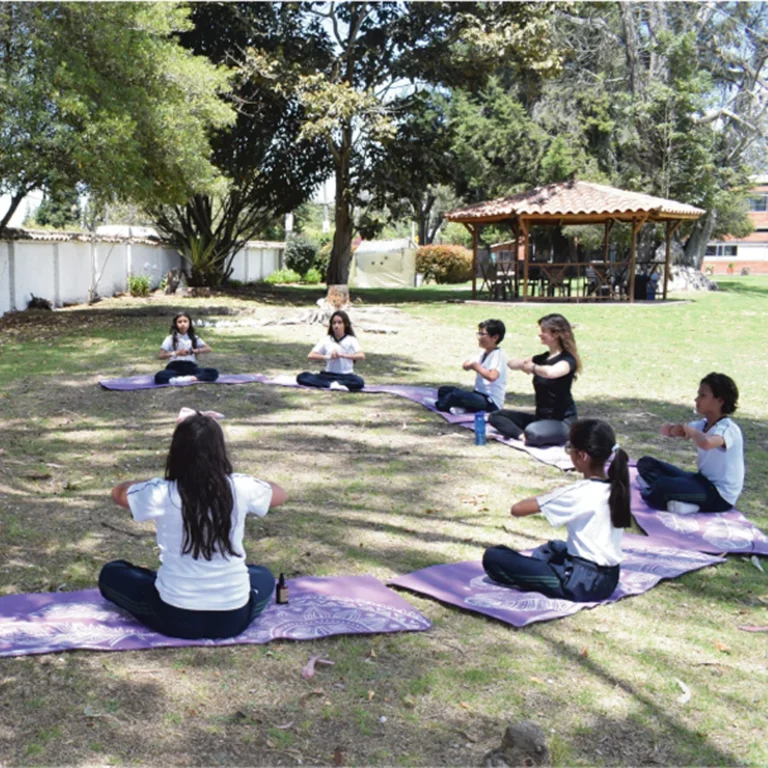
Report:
315,242,332,280
285,235,318,277
264,268,302,284
415,245,473,284
303,267,323,285
128,274,151,297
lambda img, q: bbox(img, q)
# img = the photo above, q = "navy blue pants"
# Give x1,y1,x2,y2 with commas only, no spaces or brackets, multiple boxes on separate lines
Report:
488,410,572,447
154,360,219,385
636,456,731,512
482,540,620,602
98,560,275,639
435,386,498,413
296,370,365,391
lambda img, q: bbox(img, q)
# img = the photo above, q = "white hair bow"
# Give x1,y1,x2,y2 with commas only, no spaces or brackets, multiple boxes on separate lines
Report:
177,407,225,423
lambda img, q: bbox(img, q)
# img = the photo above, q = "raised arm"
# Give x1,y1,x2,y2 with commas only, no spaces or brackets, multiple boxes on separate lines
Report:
523,359,571,379
111,480,146,509
268,482,288,508
507,357,531,371
510,496,541,517
682,423,726,451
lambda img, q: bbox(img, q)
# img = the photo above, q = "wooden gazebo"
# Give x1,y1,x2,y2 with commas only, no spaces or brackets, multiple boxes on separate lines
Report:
445,180,706,301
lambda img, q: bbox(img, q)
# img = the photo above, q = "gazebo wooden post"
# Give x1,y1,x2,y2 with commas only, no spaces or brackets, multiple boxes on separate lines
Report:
511,219,520,297
521,218,530,301
464,223,478,299
602,220,614,262
629,218,641,303
663,220,682,300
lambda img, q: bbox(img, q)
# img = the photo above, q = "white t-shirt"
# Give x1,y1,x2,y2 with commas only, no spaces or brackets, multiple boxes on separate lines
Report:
536,478,623,566
161,333,206,363
311,334,362,375
689,417,744,504
127,474,273,610
472,347,507,409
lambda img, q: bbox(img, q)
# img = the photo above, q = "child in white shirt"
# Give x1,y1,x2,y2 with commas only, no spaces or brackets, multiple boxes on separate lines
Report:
483,419,631,602
154,312,219,385
637,372,744,514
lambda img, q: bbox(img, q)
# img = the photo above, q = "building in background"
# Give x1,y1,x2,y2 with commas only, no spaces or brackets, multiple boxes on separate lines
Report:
703,177,768,275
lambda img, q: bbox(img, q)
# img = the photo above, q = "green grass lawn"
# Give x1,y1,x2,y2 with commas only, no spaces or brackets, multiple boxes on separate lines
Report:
0,277,766,766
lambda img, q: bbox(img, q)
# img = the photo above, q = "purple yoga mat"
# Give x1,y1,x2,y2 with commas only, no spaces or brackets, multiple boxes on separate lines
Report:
99,373,269,391
388,533,725,627
629,468,768,556
0,575,431,658
254,378,574,470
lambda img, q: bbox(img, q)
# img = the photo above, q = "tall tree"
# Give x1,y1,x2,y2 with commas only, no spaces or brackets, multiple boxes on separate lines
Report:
151,3,333,286
0,3,233,236
293,1,559,285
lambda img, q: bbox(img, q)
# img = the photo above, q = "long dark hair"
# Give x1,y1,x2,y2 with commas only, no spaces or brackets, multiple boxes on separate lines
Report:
327,310,355,339
569,419,630,528
170,312,199,351
539,313,581,375
165,414,238,560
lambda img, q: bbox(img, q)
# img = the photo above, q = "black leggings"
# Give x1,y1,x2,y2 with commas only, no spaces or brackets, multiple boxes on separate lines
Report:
483,540,620,602
296,370,365,391
488,409,572,447
154,360,219,385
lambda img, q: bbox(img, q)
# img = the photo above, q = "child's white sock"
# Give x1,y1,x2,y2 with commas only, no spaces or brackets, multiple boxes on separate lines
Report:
666,500,700,515
328,381,349,391
449,406,467,415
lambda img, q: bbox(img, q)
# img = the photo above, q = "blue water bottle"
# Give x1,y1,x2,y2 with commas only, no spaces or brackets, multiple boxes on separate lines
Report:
474,411,487,446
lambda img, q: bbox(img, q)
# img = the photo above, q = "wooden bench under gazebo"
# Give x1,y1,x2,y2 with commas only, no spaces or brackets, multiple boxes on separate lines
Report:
445,180,706,302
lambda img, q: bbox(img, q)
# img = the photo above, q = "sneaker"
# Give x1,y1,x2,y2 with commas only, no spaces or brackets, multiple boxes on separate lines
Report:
635,475,650,491
169,375,197,384
666,500,700,515
449,406,468,415
328,381,349,391
423,397,437,408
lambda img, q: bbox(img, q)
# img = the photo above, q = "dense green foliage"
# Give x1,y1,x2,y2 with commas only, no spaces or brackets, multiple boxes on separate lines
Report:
284,235,319,278
0,2,233,234
150,3,332,286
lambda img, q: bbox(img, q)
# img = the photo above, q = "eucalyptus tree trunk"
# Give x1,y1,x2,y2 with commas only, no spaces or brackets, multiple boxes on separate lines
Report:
326,124,354,287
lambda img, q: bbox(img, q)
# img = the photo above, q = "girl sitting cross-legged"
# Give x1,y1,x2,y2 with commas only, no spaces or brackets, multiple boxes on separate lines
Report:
483,419,631,602
637,372,744,514
297,310,366,391
154,312,219,385
99,412,286,640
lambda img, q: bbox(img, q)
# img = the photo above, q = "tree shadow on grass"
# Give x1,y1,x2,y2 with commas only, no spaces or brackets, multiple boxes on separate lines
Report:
713,277,768,299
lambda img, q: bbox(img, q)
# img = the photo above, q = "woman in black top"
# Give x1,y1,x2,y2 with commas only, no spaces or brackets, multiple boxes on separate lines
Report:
489,314,581,447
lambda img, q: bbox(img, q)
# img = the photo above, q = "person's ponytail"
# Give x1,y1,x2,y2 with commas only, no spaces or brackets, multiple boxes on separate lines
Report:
608,448,631,528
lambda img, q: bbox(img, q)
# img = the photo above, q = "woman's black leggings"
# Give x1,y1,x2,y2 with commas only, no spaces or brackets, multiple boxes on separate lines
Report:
488,409,572,447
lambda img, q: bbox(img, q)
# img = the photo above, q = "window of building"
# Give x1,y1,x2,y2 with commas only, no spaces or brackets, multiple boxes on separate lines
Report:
748,195,768,212
705,244,738,257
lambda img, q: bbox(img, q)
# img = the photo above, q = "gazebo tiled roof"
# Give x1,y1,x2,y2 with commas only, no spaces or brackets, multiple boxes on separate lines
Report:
446,180,705,224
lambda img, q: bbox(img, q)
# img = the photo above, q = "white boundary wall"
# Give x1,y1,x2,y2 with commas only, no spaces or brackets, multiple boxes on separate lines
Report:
0,235,284,317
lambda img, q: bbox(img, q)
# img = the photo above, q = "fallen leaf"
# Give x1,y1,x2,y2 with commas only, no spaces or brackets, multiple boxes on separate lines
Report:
333,747,343,766
369,648,377,658
714,642,731,653
301,655,335,680
367,690,375,701
266,738,276,749
675,678,691,704
750,556,766,574
529,676,544,684
274,721,294,730
459,701,469,709
580,647,589,658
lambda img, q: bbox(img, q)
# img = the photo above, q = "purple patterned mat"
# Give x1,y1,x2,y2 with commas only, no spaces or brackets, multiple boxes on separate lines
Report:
388,534,725,627
629,468,768,556
99,373,269,390
0,575,431,658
